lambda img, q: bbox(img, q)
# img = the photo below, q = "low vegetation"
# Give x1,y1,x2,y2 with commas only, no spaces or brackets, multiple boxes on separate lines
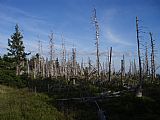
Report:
0,85,67,120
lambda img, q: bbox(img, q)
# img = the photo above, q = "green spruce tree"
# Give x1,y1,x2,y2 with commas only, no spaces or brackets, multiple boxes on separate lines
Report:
7,24,27,75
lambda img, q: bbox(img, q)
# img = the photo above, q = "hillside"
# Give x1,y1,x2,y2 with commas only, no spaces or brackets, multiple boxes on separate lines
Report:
0,85,66,120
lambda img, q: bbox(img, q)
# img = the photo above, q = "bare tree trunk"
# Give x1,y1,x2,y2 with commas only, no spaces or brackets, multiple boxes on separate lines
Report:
61,34,66,77
45,58,50,78
42,58,45,78
121,55,125,86
73,48,77,76
108,47,112,82
150,32,156,82
93,8,100,78
48,32,55,78
67,52,70,80
133,59,137,77
145,44,149,77
33,58,37,79
136,16,142,97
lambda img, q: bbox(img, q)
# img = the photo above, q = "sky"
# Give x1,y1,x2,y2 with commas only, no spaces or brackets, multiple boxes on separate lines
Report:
0,0,160,73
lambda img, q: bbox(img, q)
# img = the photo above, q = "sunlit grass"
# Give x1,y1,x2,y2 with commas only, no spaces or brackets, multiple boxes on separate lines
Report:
0,85,66,120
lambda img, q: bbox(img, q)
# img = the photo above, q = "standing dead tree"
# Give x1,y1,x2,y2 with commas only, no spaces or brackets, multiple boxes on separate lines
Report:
133,59,137,77
136,16,142,97
49,33,54,61
80,58,84,76
150,32,156,82
105,51,109,74
61,34,66,78
108,47,112,82
67,51,71,80
72,48,77,77
121,55,125,85
48,32,56,78
45,58,50,78
145,43,149,77
37,38,43,77
92,8,100,78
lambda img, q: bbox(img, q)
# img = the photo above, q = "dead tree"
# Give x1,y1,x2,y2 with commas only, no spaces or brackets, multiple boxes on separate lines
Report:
128,60,131,76
88,57,92,79
45,58,50,78
42,57,45,78
102,62,105,77
79,58,83,76
37,39,41,76
49,33,54,61
105,50,110,79
32,48,41,79
108,47,112,82
72,48,77,77
136,16,142,97
48,32,57,78
133,59,137,76
33,57,37,79
121,55,125,85
145,43,149,77
39,40,44,77
105,54,108,74
67,51,71,80
112,60,115,75
81,58,84,70
61,34,66,77
92,8,100,78
150,32,156,81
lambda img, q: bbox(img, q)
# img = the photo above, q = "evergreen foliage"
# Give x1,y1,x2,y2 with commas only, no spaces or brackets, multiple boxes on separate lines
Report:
8,24,25,61
7,24,29,75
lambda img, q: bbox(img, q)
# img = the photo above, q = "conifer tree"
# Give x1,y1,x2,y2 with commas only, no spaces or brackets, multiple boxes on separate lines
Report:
7,24,28,75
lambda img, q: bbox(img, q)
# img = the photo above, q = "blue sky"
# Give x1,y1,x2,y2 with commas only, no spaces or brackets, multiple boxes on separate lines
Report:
0,0,160,73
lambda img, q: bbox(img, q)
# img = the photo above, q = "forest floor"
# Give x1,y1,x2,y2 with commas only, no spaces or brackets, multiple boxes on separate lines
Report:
0,85,67,120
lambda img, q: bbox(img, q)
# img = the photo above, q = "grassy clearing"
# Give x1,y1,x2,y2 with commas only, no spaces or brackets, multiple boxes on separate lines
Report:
0,85,66,120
